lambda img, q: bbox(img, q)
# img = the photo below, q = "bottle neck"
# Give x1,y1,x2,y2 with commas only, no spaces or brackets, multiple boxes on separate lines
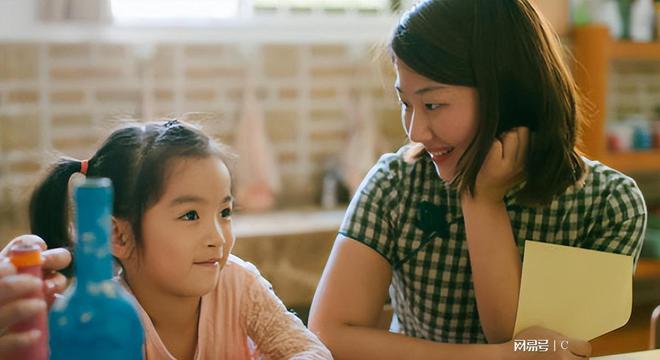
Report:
74,233,113,284
73,178,115,285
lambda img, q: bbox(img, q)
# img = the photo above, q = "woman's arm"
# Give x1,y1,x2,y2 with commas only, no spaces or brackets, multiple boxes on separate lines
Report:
460,127,528,343
308,235,507,360
461,197,521,343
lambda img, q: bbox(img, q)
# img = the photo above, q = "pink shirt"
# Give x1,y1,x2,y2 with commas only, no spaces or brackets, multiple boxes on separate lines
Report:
120,255,332,359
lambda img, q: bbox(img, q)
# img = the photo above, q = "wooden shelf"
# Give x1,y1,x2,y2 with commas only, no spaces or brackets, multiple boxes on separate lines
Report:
573,25,660,172
232,208,344,238
611,41,660,61
603,150,660,173
634,258,660,280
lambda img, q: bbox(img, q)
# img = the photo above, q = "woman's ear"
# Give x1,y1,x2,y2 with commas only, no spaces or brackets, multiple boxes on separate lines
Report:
112,217,134,260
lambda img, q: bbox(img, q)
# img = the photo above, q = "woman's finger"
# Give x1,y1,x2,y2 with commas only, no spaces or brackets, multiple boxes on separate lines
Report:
44,272,67,293
42,248,72,272
516,127,530,164
0,236,47,258
0,329,42,356
501,128,519,163
0,299,46,330
0,275,42,305
0,261,16,278
568,338,591,357
486,139,503,164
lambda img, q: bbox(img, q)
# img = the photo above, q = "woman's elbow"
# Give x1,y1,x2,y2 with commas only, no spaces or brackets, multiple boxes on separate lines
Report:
308,316,334,343
482,322,515,344
308,315,345,355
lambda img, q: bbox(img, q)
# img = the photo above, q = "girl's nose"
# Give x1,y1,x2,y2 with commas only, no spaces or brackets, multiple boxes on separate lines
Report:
208,220,226,248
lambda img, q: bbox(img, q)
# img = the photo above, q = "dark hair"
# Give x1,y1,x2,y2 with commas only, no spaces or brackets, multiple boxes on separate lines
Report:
29,120,235,276
390,0,586,205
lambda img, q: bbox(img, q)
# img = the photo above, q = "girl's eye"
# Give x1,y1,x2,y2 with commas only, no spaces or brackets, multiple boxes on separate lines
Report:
424,103,446,111
220,208,232,219
179,211,200,221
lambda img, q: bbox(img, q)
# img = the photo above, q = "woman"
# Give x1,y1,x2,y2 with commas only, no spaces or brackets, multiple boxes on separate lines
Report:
309,1,646,359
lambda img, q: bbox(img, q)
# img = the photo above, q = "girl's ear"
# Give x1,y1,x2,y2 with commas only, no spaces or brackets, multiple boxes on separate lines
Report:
112,217,135,260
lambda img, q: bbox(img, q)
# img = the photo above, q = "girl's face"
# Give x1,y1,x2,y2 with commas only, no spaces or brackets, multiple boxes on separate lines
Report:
394,58,479,181
135,156,234,297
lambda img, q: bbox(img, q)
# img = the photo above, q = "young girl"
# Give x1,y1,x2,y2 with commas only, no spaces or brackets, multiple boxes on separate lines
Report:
29,120,332,359
309,0,646,359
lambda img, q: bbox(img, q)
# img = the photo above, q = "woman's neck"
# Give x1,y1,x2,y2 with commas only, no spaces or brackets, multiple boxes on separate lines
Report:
124,272,201,359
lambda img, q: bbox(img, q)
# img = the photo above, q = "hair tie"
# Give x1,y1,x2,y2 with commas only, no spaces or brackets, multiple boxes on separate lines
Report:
80,159,89,175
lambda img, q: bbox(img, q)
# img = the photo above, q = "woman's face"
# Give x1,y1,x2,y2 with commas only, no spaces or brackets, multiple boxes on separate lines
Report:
394,57,479,181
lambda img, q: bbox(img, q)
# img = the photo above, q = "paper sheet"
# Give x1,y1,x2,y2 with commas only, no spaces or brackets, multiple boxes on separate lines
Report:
592,349,660,359
513,240,633,340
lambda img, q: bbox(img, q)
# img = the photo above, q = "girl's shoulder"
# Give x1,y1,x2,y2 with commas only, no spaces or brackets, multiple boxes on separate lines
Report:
221,255,263,283
213,255,269,305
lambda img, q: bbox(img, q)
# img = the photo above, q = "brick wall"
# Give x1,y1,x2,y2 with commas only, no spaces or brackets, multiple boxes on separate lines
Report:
0,41,404,240
2,40,659,242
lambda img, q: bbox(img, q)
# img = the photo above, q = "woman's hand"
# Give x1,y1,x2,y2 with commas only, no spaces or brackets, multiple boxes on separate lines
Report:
498,326,591,359
0,235,71,306
0,259,46,356
0,234,72,356
470,127,529,204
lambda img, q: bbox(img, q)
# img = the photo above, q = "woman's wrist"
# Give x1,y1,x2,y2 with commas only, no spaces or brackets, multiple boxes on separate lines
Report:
494,341,520,360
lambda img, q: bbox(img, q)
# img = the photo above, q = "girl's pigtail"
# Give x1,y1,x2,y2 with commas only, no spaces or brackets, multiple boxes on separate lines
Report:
29,158,83,276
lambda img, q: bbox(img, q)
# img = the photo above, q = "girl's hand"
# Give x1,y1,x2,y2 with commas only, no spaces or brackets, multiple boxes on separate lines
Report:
498,326,591,359
0,235,71,307
470,127,529,204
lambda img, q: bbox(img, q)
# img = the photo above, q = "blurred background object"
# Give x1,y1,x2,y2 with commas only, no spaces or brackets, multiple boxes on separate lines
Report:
233,70,281,212
38,0,112,23
0,0,409,236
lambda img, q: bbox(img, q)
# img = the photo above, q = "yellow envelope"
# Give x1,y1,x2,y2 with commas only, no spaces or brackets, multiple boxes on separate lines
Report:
592,349,660,360
513,240,633,340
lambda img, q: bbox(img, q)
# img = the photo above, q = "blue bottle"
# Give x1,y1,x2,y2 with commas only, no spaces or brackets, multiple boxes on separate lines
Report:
49,178,144,359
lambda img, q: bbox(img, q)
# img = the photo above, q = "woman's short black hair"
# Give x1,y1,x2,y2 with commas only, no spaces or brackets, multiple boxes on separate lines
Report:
390,0,586,205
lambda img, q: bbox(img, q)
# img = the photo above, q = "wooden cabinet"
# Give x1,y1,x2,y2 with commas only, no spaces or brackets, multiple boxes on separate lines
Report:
572,25,660,172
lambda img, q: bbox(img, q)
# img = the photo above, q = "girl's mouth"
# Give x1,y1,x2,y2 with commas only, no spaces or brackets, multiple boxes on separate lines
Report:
194,258,220,267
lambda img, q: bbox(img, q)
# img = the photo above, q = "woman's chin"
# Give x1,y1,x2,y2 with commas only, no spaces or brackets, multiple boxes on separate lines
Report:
432,163,453,182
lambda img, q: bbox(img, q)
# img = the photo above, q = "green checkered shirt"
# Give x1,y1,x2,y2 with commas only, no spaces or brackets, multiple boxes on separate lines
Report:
339,145,647,344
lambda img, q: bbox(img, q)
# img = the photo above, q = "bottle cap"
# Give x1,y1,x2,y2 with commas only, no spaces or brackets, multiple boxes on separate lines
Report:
9,244,43,267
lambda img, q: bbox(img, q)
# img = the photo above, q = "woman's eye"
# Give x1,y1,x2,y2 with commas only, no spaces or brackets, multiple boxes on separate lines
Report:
179,211,200,221
220,208,232,219
424,103,446,110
